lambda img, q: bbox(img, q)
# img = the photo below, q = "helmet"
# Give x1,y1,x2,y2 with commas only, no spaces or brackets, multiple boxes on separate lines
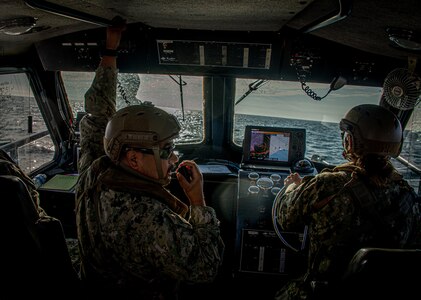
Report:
339,104,403,158
104,102,180,164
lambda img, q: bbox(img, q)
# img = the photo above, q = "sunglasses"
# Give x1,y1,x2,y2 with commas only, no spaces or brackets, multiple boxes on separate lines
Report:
126,144,176,160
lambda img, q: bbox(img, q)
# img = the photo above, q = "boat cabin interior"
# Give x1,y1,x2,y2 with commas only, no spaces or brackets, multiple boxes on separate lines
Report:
0,0,420,298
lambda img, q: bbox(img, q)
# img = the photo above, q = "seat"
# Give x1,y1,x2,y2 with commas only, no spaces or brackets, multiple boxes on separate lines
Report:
0,175,80,288
340,247,421,299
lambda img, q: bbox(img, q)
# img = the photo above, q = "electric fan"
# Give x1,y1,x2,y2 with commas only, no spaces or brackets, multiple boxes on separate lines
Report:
382,68,421,110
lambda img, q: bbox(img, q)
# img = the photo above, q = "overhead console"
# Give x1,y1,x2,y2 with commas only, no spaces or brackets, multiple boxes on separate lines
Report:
280,30,405,86
157,39,272,69
35,23,282,78
234,125,315,279
34,23,404,84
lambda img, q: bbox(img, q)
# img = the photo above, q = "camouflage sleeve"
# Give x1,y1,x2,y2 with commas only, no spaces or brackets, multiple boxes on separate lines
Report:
278,172,347,232
78,66,117,175
278,176,315,232
100,194,224,284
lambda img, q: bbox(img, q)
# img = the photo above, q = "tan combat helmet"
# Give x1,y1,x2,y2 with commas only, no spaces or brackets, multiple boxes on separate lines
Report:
339,104,403,158
104,102,180,183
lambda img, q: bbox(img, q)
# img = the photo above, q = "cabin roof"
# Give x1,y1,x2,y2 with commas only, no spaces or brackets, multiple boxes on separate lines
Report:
0,0,420,60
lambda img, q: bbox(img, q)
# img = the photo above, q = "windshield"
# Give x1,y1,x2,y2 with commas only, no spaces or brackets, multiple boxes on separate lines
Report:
0,72,54,172
234,79,383,165
233,79,421,191
61,72,421,190
61,72,204,144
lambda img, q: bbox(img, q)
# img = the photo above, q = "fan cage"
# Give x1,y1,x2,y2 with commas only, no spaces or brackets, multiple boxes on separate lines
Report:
383,68,421,110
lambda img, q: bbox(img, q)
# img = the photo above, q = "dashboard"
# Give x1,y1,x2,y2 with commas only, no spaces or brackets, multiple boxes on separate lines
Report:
234,126,316,278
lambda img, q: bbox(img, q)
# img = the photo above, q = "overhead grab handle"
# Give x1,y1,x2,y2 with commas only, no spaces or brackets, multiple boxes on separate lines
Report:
300,0,352,34
25,0,113,26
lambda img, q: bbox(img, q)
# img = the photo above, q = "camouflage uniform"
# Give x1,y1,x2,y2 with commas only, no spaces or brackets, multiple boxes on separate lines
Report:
0,149,45,216
75,66,224,298
0,149,81,285
275,161,420,300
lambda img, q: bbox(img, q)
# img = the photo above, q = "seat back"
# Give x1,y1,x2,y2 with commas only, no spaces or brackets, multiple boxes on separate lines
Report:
0,175,80,288
340,247,421,299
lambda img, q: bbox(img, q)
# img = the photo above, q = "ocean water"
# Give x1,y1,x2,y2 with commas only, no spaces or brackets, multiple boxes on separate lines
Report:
175,109,421,167
2,100,420,191
177,110,418,166
176,110,421,191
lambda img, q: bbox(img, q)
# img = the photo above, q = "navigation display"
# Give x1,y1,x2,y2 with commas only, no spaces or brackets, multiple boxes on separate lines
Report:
249,129,290,162
242,126,306,167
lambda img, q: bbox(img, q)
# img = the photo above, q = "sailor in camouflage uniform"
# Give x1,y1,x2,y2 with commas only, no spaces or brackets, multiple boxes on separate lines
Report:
75,18,224,298
0,149,45,215
274,104,420,300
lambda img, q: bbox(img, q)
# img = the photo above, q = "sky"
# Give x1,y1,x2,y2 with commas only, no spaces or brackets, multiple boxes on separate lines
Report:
0,71,389,124
234,80,383,123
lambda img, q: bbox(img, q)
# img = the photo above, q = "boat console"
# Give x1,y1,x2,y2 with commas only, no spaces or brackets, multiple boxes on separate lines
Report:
235,126,316,277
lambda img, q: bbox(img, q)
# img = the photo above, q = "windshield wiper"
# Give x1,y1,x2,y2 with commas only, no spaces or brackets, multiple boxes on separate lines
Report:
169,75,187,121
235,79,268,105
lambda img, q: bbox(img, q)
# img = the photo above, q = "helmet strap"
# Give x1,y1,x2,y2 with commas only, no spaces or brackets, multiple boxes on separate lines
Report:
343,132,353,152
342,131,355,161
152,147,170,186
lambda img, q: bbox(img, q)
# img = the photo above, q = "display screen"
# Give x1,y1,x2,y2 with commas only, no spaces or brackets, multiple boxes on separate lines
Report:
242,126,306,168
249,128,290,162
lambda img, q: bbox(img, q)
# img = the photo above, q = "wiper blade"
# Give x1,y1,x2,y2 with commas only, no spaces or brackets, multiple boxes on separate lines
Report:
235,79,268,105
169,75,187,121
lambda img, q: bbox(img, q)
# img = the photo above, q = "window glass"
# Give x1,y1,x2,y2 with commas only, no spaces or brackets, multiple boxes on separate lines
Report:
234,79,381,165
401,102,421,193
234,79,420,192
0,73,54,173
61,72,204,144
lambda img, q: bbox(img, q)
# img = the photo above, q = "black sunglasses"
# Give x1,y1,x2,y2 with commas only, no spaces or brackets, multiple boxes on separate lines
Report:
126,144,176,160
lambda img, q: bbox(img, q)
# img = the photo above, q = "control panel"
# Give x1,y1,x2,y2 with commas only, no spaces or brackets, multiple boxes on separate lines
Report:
234,161,316,277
